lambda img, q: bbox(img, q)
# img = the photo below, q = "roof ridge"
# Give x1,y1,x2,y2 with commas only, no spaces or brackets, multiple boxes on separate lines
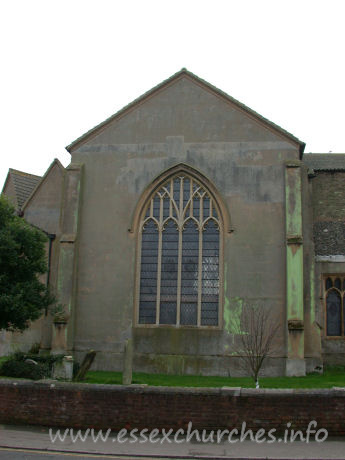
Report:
303,153,345,171
9,168,42,179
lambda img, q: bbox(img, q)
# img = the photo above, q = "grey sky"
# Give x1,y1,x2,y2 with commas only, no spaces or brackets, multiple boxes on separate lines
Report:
1,0,344,186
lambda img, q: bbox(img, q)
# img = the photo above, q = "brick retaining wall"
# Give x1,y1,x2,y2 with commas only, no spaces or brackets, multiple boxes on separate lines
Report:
0,380,344,435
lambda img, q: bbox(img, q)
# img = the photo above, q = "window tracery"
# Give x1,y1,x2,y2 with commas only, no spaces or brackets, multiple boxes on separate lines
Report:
138,174,221,327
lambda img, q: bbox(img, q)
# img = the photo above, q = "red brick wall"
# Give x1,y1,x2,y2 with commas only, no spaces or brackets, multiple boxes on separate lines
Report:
0,380,344,435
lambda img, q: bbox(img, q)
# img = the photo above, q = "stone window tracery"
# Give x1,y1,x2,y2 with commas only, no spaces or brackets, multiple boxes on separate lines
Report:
138,174,221,327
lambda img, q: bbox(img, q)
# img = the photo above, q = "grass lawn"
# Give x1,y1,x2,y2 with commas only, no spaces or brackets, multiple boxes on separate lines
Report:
1,354,344,388
83,367,345,389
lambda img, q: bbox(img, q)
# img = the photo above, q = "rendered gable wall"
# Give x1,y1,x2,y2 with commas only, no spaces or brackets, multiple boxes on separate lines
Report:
68,76,302,375
24,162,64,234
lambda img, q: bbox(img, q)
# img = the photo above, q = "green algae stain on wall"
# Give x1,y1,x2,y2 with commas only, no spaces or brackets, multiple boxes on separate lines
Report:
223,264,245,335
309,260,320,336
285,166,302,237
223,264,231,332
286,246,304,318
57,248,67,295
73,178,81,234
227,297,245,334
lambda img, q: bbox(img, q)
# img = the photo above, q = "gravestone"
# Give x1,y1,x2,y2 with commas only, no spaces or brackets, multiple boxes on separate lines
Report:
53,355,74,380
122,339,133,385
74,350,96,381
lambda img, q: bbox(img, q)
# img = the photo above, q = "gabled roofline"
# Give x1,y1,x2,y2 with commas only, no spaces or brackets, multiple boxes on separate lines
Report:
66,68,306,158
21,158,65,212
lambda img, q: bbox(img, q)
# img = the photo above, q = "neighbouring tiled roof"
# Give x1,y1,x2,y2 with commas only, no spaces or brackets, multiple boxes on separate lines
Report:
9,169,42,208
303,154,345,171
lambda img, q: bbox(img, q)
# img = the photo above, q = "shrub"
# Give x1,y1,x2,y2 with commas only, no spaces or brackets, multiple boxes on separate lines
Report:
0,359,47,380
0,352,65,380
0,195,55,331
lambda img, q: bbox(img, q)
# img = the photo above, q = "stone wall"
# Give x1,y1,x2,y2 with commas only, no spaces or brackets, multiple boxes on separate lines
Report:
0,380,344,436
311,171,345,364
312,171,345,256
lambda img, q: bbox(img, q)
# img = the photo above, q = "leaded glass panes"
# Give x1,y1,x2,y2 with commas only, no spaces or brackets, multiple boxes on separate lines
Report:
201,220,219,326
160,221,178,324
326,290,341,336
138,174,221,326
139,220,158,324
180,220,198,325
335,278,341,290
324,276,345,336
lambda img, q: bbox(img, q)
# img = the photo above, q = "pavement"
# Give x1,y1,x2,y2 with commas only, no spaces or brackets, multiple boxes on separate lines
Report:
0,424,345,459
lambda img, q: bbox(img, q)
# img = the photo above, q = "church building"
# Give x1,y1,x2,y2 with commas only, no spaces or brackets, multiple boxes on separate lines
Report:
2,69,345,377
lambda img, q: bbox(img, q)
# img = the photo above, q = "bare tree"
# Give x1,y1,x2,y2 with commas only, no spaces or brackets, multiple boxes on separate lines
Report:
233,305,280,388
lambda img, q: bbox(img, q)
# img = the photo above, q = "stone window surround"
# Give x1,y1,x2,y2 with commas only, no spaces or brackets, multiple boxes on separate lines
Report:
323,274,345,338
132,165,230,329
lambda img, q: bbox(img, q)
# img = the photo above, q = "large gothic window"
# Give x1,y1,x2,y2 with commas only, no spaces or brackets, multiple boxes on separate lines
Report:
138,174,221,327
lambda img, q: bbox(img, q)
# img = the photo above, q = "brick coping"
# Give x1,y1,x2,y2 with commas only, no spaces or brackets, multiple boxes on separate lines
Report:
1,378,345,396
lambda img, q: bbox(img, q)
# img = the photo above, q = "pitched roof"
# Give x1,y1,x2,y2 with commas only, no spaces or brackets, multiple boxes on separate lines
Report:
4,169,42,209
66,68,305,156
21,158,64,211
303,154,345,171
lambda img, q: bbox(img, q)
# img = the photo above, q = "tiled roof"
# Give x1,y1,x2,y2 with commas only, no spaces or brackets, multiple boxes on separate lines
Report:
303,154,345,171
9,169,42,208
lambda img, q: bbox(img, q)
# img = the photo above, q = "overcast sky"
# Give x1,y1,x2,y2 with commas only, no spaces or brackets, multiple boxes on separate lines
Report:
1,0,344,186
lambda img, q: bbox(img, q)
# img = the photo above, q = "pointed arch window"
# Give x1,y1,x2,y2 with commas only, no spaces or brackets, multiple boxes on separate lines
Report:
137,174,221,327
324,276,345,337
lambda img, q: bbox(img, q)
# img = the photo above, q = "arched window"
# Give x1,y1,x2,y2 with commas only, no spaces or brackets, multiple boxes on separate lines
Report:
324,276,345,336
137,173,221,327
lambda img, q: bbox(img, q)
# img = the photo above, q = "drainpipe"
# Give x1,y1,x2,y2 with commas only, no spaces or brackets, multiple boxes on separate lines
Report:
46,233,55,287
46,233,56,315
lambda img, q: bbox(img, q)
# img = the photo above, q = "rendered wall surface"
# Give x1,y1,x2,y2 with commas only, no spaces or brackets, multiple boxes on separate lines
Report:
56,164,83,353
24,162,64,235
69,76,300,374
